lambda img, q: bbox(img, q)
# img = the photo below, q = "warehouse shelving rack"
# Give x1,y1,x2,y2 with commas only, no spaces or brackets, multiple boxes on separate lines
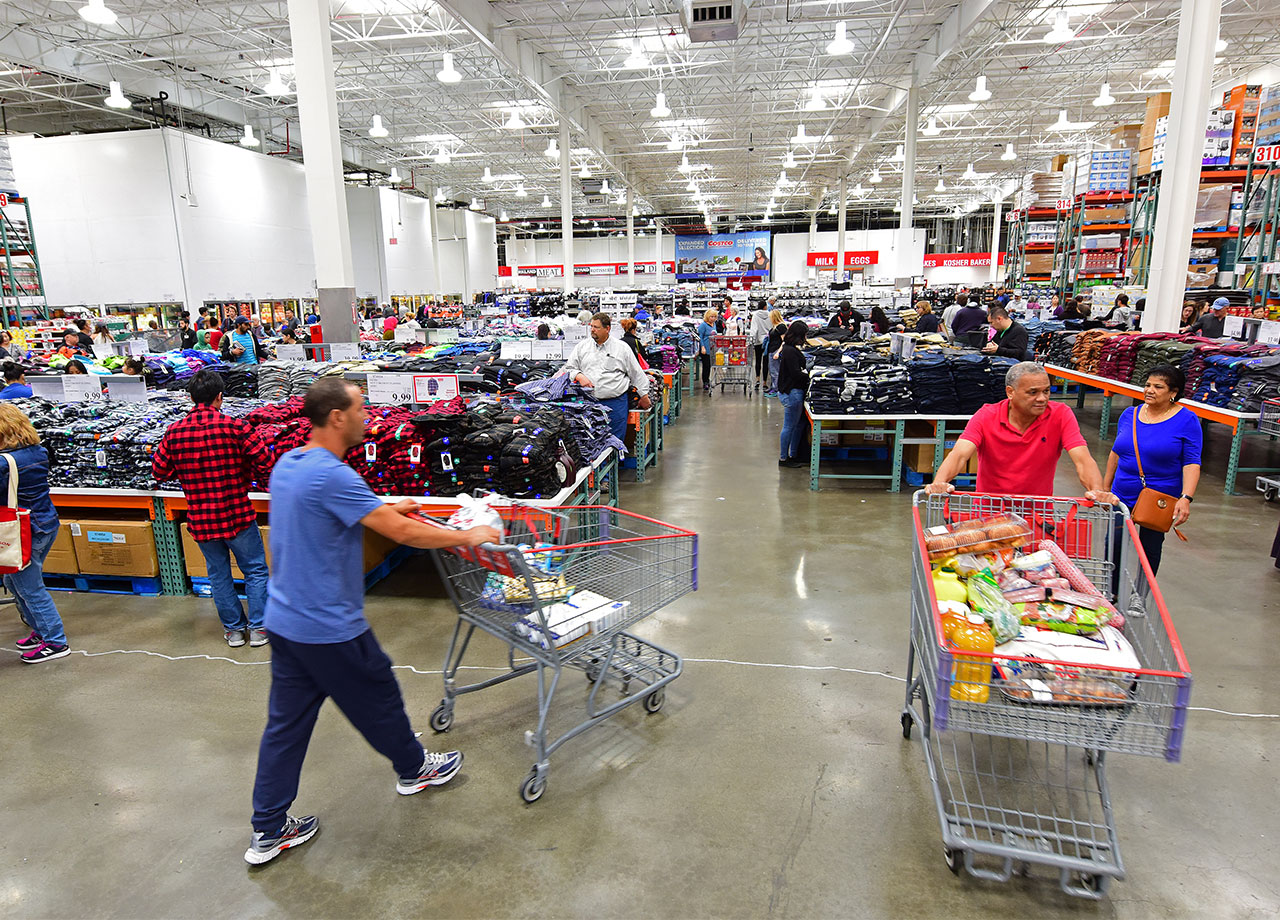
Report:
1232,148,1280,314
0,195,48,328
1004,206,1062,287
1054,192,1133,297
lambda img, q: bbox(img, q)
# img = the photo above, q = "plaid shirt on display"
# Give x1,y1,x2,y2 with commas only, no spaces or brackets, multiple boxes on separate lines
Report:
151,404,271,542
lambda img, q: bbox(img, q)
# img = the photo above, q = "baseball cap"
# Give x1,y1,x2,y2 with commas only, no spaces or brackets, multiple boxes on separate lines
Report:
1212,297,1230,310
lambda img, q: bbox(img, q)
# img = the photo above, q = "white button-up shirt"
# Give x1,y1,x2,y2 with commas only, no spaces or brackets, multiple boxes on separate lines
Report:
562,335,649,401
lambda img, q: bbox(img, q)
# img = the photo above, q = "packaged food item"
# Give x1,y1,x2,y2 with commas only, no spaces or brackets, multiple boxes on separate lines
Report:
447,493,506,541
997,571,1035,591
1003,586,1046,605
1009,550,1056,574
1040,577,1072,590
952,552,1008,576
965,571,1021,644
924,531,960,561
926,513,1032,558
932,569,968,604
950,614,995,703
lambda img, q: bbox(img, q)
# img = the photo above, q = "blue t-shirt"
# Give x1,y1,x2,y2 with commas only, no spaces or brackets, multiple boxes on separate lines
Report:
264,447,384,643
232,331,258,365
1111,406,1203,507
0,383,33,399
0,444,58,534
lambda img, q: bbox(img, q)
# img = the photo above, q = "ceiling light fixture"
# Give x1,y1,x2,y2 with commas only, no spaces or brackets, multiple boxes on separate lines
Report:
678,152,692,174
515,182,527,197
388,167,402,184
922,116,941,136
434,188,447,203
686,178,698,192
578,162,591,179
968,75,991,102
790,124,810,145
935,176,946,192
624,38,649,70
1049,109,1076,131
438,52,462,84
239,124,259,148
1093,82,1115,107
78,0,117,26
783,150,797,169
103,81,131,110
666,135,683,151
869,168,883,184
827,202,838,215
482,165,494,182
503,109,526,130
433,147,451,165
890,144,904,162
499,210,508,222
1001,143,1017,161
826,21,854,56
541,194,552,207
1216,37,1229,52
601,178,611,195
778,170,791,186
650,91,671,119
1044,12,1074,44
851,183,866,196
804,86,826,112
961,163,977,181
544,137,559,159
264,68,291,97
469,197,482,211
368,114,388,138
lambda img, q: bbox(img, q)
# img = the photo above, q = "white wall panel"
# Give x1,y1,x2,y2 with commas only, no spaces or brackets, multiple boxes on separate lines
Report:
464,210,497,296
346,186,386,301
381,188,435,296
10,130,186,306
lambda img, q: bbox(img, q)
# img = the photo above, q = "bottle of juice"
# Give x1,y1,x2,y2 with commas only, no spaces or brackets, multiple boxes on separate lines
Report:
951,614,995,703
938,604,970,643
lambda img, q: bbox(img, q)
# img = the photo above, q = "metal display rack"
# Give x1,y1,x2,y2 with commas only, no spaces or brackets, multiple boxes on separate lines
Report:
1054,192,1133,296
1003,206,1061,287
1128,167,1249,291
0,195,48,327
1232,148,1280,311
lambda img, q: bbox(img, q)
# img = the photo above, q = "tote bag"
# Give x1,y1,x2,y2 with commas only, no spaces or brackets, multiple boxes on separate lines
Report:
0,452,33,573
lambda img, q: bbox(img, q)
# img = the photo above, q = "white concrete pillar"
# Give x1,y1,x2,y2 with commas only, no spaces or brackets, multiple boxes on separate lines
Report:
507,230,520,288
809,213,819,281
1144,0,1222,331
559,123,574,295
287,0,357,341
427,185,442,297
989,198,1003,284
899,80,919,279
654,219,662,282
836,173,848,282
626,199,636,285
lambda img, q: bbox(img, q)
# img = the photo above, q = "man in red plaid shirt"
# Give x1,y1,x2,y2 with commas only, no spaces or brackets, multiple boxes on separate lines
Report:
153,370,273,648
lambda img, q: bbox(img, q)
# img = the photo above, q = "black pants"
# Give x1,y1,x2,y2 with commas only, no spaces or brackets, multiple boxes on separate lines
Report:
1110,515,1167,598
251,629,423,835
701,353,711,389
753,343,765,379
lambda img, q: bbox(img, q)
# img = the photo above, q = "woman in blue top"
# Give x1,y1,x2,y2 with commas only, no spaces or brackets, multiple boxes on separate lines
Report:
1104,364,1201,599
0,403,69,662
696,309,716,396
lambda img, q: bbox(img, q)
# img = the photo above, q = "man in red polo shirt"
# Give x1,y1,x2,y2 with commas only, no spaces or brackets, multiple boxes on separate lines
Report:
926,361,1116,500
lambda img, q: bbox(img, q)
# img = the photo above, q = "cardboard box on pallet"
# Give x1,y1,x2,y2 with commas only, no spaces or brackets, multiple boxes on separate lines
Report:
69,519,159,578
1109,123,1143,150
840,419,888,446
180,522,271,578
43,523,79,575
901,422,979,474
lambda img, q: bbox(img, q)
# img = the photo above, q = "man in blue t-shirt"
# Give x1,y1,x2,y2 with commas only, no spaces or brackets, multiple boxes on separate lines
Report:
245,378,501,866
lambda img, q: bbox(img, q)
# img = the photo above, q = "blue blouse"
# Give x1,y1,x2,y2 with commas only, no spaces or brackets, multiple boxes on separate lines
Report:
0,444,59,534
1111,406,1203,507
696,321,715,355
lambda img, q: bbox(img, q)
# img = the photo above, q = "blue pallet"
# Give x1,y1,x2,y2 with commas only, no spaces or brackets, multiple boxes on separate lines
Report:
903,469,978,488
819,446,890,461
44,572,162,596
190,546,417,599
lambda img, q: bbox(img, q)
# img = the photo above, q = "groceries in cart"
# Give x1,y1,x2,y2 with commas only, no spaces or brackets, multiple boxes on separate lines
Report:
446,493,506,540
926,513,1137,706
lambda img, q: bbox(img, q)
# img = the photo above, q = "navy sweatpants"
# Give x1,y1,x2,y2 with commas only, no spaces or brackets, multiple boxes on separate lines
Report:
251,629,424,835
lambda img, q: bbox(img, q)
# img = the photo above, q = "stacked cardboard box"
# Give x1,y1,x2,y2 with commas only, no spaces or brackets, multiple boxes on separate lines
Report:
1137,93,1172,176
68,519,160,578
179,521,397,579
43,524,80,575
1257,85,1280,147
1109,123,1143,150
1061,149,1133,196
1221,84,1261,165
1152,108,1236,169
902,422,979,475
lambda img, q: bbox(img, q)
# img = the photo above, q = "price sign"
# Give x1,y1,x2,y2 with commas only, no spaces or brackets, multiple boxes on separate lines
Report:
91,343,114,360
275,344,306,361
28,377,66,401
1258,319,1280,345
1253,145,1280,164
106,375,147,403
1223,314,1245,338
500,341,533,360
366,373,416,405
412,374,460,402
427,327,460,344
329,342,360,361
126,339,148,357
531,340,565,361
394,325,416,343
1262,261,1280,275
61,374,104,402
563,325,588,342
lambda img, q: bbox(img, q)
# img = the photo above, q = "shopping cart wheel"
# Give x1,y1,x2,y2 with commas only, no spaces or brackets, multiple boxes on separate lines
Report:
1078,873,1109,895
643,688,665,713
943,848,962,875
429,703,454,733
901,712,913,740
520,770,546,804
1266,487,1278,503
585,660,603,683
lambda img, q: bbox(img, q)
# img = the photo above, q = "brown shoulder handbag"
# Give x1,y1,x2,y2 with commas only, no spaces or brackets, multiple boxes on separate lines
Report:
1129,411,1183,537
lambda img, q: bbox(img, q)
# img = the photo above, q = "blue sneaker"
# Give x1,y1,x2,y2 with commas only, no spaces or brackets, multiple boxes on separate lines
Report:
396,750,463,795
244,814,319,865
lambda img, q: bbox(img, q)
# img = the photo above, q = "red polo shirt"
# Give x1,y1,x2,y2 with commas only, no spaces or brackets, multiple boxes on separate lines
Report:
959,399,1087,496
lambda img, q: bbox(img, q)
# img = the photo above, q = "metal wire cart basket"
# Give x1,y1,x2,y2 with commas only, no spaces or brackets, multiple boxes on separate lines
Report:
427,504,697,802
901,491,1192,899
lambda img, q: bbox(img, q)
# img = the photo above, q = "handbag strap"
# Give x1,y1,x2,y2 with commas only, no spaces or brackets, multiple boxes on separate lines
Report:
1,452,17,509
1131,410,1146,487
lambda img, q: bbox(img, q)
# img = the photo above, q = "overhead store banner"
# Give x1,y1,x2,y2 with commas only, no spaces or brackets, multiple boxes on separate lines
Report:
675,232,772,280
923,252,1007,268
514,261,675,278
807,250,879,268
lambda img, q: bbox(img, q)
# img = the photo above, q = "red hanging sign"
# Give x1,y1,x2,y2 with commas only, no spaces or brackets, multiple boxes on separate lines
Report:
922,252,1007,268
806,250,880,267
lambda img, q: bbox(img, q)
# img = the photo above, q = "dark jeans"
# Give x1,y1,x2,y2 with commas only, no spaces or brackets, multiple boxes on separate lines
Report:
778,388,807,460
250,629,423,835
5,527,66,646
700,353,711,389
196,522,268,631
598,393,630,444
1111,513,1166,599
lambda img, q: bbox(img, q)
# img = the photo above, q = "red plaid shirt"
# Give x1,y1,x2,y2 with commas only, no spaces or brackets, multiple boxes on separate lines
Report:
151,405,271,541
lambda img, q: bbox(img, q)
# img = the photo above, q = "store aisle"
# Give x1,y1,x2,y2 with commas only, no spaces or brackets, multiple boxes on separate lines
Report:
2,392,1277,918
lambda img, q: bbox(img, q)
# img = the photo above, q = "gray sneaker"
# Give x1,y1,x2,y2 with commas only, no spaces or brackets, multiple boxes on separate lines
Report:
244,814,319,865
1126,594,1147,618
225,629,247,648
248,629,269,648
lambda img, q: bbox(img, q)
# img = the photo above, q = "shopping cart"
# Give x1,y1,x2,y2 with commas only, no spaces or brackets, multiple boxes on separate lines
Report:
427,504,698,803
900,491,1192,898
711,335,750,397
1259,397,1280,436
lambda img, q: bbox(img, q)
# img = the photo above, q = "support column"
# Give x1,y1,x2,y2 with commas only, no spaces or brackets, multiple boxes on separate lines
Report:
507,230,520,288
809,213,818,281
898,80,920,280
287,0,357,342
427,185,443,297
627,198,636,285
559,123,574,296
654,219,662,282
1144,0,1222,331
989,198,1003,284
836,173,848,283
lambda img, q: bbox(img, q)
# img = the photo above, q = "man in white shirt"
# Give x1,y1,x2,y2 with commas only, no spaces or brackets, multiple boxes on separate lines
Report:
942,297,965,339
562,312,652,443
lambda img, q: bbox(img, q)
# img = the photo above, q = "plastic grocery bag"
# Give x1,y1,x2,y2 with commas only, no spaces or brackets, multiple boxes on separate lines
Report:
965,571,1021,645
447,493,506,542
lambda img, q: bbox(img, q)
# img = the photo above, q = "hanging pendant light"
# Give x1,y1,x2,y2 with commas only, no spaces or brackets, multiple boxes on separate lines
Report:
678,152,692,174
503,109,527,130
468,197,482,211
826,21,854,56
961,163,978,181
922,116,941,136
869,168,883,184
103,81,131,110
1044,12,1074,43
434,188,447,203
388,167,402,184
499,210,508,222
544,137,559,159
790,124,810,145
515,183,528,198
1049,109,1074,131
264,68,292,97
650,91,671,119
79,0,117,26
433,147,451,165
600,178,611,195
438,52,462,84
482,166,495,183
368,114,388,138
541,195,552,207
783,150,797,169
1092,82,1116,107
890,144,904,162
968,75,991,102
1001,143,1017,161
578,162,591,179
804,86,826,112
239,125,260,148
624,38,649,70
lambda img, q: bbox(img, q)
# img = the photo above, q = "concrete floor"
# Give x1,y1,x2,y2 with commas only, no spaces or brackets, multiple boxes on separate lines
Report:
2,388,1279,919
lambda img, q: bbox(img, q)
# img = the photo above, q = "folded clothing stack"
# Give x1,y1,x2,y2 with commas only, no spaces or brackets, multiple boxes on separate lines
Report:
1228,354,1280,413
650,344,681,373
907,353,961,415
1071,329,1118,374
1035,330,1079,368
1096,334,1140,383
1130,339,1196,386
951,354,1018,414
806,366,848,415
257,361,323,400
1193,353,1246,406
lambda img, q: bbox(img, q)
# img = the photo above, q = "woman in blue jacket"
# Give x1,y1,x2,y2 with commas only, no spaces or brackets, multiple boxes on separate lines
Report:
0,403,69,662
